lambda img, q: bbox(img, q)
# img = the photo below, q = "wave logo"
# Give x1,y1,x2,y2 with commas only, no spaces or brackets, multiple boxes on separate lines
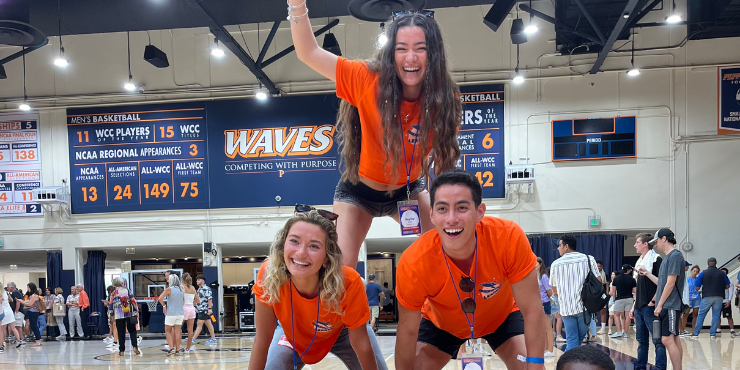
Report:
407,124,420,144
479,281,501,299
313,320,333,332
224,125,335,159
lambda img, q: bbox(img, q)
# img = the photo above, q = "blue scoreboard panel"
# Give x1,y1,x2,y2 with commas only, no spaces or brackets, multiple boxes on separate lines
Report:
552,116,636,161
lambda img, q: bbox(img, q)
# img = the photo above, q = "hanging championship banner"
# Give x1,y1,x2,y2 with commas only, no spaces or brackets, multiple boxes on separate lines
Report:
206,95,341,209
458,85,505,198
719,66,740,134
67,104,209,214
0,113,43,217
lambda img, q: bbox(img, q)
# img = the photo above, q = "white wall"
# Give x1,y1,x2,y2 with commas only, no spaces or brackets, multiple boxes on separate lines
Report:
0,2,739,274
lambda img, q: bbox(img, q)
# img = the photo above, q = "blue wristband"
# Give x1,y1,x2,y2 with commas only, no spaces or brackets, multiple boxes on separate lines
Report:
526,357,544,364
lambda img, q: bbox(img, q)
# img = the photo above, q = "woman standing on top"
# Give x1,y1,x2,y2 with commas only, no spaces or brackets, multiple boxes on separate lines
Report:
286,0,462,268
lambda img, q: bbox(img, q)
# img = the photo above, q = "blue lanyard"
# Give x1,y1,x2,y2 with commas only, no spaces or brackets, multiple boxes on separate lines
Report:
289,281,320,370
398,111,419,200
441,236,478,340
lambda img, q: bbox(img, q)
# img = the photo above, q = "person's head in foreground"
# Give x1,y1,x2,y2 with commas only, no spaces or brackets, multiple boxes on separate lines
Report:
556,345,615,370
260,209,344,312
428,168,485,252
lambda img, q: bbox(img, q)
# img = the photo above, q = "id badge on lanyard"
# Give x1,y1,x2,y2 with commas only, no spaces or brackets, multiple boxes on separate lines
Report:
461,345,485,370
397,199,421,236
397,112,422,236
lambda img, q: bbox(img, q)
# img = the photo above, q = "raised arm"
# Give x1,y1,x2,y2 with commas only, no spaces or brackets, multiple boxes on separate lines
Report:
287,0,338,81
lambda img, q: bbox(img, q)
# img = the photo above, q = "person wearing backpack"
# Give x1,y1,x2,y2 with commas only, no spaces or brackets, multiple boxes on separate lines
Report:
549,235,603,352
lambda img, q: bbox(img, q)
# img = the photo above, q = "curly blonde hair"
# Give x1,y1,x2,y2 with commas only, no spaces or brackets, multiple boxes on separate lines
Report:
259,210,345,314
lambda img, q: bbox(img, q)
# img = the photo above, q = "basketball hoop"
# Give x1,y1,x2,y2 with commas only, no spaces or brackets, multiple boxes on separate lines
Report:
145,300,158,313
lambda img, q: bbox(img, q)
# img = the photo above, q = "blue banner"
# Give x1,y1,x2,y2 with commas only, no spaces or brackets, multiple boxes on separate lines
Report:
67,103,209,213
719,66,740,134
206,95,341,209
457,85,505,199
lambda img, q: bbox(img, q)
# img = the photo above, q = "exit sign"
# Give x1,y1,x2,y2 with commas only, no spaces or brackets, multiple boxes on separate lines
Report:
589,216,601,228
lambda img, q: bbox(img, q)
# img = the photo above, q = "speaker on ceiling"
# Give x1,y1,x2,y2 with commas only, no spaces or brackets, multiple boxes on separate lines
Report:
483,0,518,32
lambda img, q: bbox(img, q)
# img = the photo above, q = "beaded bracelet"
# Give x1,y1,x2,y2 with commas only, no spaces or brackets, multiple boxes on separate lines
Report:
287,0,308,24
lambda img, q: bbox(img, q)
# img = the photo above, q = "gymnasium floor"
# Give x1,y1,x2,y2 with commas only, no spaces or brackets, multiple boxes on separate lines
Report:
0,330,736,369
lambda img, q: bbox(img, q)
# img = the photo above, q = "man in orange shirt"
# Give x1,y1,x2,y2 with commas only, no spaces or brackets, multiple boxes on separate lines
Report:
77,284,91,340
395,170,545,369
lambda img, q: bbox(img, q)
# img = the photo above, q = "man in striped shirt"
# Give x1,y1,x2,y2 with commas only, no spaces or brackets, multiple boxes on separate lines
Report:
549,235,602,351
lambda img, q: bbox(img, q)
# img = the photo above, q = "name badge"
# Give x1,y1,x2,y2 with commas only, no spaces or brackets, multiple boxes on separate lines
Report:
461,353,485,370
397,200,422,236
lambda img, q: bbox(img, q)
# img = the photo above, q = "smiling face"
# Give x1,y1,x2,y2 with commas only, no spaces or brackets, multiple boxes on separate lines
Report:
394,26,428,99
283,221,328,280
430,184,485,256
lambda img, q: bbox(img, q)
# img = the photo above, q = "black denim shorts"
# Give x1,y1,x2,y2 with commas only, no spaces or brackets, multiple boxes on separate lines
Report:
333,178,427,217
417,310,525,358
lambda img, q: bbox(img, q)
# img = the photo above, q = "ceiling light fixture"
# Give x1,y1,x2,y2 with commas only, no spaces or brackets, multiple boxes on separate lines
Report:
54,0,68,68
19,50,31,111
376,23,388,48
523,1,538,35
512,45,525,85
211,37,225,58
123,31,137,91
627,31,639,77
255,83,268,100
665,1,681,24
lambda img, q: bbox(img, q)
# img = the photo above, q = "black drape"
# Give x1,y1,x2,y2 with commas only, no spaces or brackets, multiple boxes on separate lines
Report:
529,234,625,277
46,252,62,291
83,250,108,335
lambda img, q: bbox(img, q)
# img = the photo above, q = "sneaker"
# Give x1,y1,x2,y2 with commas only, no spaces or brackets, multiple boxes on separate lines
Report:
680,331,690,336
164,344,170,351
717,329,722,334
607,331,612,335
206,339,217,345
104,337,113,342
710,335,717,340
137,336,143,345
16,340,26,348
188,348,195,352
690,334,699,339
732,331,737,338
597,328,606,334
623,333,629,338
544,350,555,357
192,338,196,344
555,337,566,343
106,342,118,348
610,332,623,338
0,345,4,353
56,335,65,341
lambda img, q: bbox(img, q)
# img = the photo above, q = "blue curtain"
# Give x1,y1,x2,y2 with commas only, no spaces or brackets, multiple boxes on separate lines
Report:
83,250,108,335
529,234,625,278
46,252,62,291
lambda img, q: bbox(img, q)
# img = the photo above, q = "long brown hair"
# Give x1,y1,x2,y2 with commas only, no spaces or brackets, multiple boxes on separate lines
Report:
537,257,547,278
337,13,461,185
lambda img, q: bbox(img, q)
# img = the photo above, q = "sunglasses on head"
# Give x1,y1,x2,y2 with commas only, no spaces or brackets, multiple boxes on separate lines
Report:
459,276,476,314
295,204,339,222
392,9,434,20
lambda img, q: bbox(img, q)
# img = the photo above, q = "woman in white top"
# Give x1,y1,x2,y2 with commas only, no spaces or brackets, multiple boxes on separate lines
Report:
181,273,200,352
1,283,24,353
67,286,84,339
52,287,67,340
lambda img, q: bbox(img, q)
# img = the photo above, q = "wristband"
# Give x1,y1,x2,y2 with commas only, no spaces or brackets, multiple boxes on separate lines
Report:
526,357,544,364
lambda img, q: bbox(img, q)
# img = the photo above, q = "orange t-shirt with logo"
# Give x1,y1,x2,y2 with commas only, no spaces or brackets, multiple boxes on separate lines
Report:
335,57,433,185
396,216,536,339
252,263,370,364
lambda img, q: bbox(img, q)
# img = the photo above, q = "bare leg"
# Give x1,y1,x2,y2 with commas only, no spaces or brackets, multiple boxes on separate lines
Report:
185,318,194,351
165,325,173,351
554,313,563,339
544,313,554,352
493,335,527,370
680,311,690,332
333,201,374,269
193,320,204,340
662,334,683,370
174,326,183,352
691,307,699,330
204,320,216,340
413,342,452,370
614,312,623,334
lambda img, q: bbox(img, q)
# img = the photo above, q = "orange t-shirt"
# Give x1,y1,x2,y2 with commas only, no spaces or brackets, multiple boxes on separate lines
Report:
396,216,536,339
335,57,432,185
252,263,370,364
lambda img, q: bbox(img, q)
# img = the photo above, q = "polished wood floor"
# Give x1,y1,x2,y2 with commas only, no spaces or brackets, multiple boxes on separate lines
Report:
0,330,737,369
